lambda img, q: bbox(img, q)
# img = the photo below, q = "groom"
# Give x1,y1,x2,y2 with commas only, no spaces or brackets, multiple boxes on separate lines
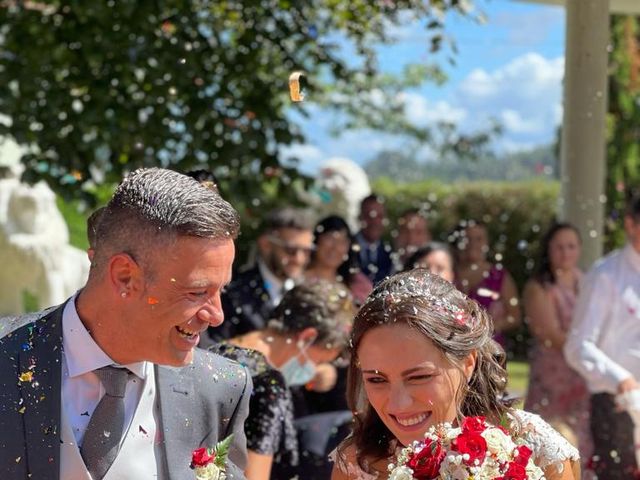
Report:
0,168,251,479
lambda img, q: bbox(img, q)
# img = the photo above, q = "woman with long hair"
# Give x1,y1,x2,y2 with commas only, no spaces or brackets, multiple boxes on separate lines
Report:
306,215,373,305
332,270,579,480
524,222,592,475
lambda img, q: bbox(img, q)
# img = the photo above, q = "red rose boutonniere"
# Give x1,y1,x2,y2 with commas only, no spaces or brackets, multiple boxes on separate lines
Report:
190,435,233,480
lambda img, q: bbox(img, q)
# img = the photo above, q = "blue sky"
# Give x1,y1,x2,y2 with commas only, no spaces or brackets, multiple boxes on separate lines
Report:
282,0,567,174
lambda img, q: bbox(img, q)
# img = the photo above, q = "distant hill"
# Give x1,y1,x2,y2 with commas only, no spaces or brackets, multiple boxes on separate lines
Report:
364,143,557,183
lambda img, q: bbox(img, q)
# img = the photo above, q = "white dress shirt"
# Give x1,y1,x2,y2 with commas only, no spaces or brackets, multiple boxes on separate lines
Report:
565,243,640,394
258,260,290,306
61,295,149,447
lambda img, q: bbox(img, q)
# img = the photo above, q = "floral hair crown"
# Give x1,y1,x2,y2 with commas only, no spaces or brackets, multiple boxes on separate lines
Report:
367,273,476,328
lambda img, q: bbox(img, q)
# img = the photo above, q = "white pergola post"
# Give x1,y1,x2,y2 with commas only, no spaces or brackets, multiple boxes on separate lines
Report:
559,0,610,268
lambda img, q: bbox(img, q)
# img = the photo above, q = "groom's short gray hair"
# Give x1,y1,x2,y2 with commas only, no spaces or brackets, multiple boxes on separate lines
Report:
91,168,240,275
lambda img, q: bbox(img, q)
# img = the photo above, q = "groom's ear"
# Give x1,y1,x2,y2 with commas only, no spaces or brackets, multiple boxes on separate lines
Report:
107,252,142,297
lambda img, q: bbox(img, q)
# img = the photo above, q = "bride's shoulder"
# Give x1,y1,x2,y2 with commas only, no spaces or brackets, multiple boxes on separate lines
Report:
330,441,381,480
510,409,580,470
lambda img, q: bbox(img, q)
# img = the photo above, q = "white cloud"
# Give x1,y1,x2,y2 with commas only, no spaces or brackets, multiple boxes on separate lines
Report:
401,93,468,126
500,109,543,134
286,53,565,170
280,143,326,174
459,53,563,102
455,52,564,145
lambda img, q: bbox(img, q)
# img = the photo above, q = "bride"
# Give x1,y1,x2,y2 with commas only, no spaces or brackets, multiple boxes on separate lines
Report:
332,270,580,480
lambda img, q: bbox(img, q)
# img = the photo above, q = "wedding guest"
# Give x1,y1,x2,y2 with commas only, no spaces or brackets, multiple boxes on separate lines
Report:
453,220,521,343
332,269,579,480
402,241,455,283
302,215,371,419
0,168,251,480
523,222,592,473
393,208,431,268
565,190,640,480
355,194,393,284
306,215,373,306
211,280,355,480
204,207,315,344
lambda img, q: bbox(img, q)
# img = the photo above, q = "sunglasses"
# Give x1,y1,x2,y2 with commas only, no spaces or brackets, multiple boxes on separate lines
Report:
268,235,315,256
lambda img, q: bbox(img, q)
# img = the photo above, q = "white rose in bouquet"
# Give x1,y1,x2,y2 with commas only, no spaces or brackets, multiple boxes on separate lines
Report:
388,465,415,480
482,427,515,462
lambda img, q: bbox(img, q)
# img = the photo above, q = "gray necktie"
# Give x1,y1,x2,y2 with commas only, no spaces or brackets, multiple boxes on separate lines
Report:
80,366,131,480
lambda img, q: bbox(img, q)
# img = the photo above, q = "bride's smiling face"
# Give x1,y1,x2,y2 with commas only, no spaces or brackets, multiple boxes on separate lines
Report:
357,322,475,446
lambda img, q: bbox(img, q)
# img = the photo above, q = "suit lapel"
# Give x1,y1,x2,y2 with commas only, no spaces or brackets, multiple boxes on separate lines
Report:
19,305,64,480
155,364,196,480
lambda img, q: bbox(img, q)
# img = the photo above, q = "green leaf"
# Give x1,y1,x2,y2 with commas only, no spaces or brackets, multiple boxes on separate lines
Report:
214,434,234,469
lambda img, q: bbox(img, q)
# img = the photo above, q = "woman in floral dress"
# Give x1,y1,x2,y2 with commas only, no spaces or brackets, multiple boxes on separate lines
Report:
524,222,592,475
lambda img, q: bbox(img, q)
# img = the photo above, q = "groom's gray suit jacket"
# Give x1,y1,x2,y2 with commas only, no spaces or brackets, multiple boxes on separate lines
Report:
0,302,252,480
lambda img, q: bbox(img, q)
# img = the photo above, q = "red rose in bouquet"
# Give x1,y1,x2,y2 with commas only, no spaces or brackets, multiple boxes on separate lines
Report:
389,416,545,480
452,430,488,466
190,447,215,468
497,461,527,480
513,445,533,467
406,438,446,479
461,415,487,434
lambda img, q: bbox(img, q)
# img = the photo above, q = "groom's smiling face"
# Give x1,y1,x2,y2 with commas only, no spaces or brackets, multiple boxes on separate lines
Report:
123,236,235,366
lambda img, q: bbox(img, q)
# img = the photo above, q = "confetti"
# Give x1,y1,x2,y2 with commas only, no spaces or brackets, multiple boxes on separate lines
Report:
19,371,34,382
288,71,306,102
147,296,159,305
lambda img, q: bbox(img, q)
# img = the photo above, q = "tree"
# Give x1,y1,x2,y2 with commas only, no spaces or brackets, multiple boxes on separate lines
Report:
606,15,640,249
0,0,480,212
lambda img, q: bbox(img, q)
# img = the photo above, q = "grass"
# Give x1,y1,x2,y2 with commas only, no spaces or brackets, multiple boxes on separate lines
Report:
506,360,529,408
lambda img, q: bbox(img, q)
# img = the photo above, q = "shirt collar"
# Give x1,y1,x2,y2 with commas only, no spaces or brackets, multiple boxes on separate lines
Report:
624,243,640,272
356,231,380,249
258,259,284,300
62,294,148,380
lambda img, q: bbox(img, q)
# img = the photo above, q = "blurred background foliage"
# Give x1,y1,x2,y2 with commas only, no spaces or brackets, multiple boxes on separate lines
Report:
0,0,484,210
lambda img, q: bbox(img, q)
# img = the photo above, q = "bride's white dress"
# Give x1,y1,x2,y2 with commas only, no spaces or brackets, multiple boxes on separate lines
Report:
332,410,580,479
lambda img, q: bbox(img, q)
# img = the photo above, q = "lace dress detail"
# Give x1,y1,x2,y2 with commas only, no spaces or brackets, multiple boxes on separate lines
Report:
514,410,580,474
329,439,399,480
331,411,579,479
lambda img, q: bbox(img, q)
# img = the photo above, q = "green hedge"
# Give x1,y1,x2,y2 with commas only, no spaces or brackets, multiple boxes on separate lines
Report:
375,178,566,360
374,178,561,290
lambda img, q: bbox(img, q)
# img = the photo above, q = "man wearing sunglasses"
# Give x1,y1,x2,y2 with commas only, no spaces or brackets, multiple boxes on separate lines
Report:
202,207,315,344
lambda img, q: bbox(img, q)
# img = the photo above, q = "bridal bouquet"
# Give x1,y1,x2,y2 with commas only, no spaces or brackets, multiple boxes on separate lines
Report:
190,435,233,480
388,416,545,480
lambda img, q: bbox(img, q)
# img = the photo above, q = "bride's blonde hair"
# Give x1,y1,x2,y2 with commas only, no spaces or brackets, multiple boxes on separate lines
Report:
338,269,516,472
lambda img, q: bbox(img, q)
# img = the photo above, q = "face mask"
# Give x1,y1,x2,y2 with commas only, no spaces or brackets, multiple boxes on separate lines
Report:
280,340,316,387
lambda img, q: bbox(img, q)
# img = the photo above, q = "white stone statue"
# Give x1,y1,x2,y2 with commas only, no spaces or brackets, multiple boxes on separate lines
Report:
302,156,371,231
0,144,90,315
